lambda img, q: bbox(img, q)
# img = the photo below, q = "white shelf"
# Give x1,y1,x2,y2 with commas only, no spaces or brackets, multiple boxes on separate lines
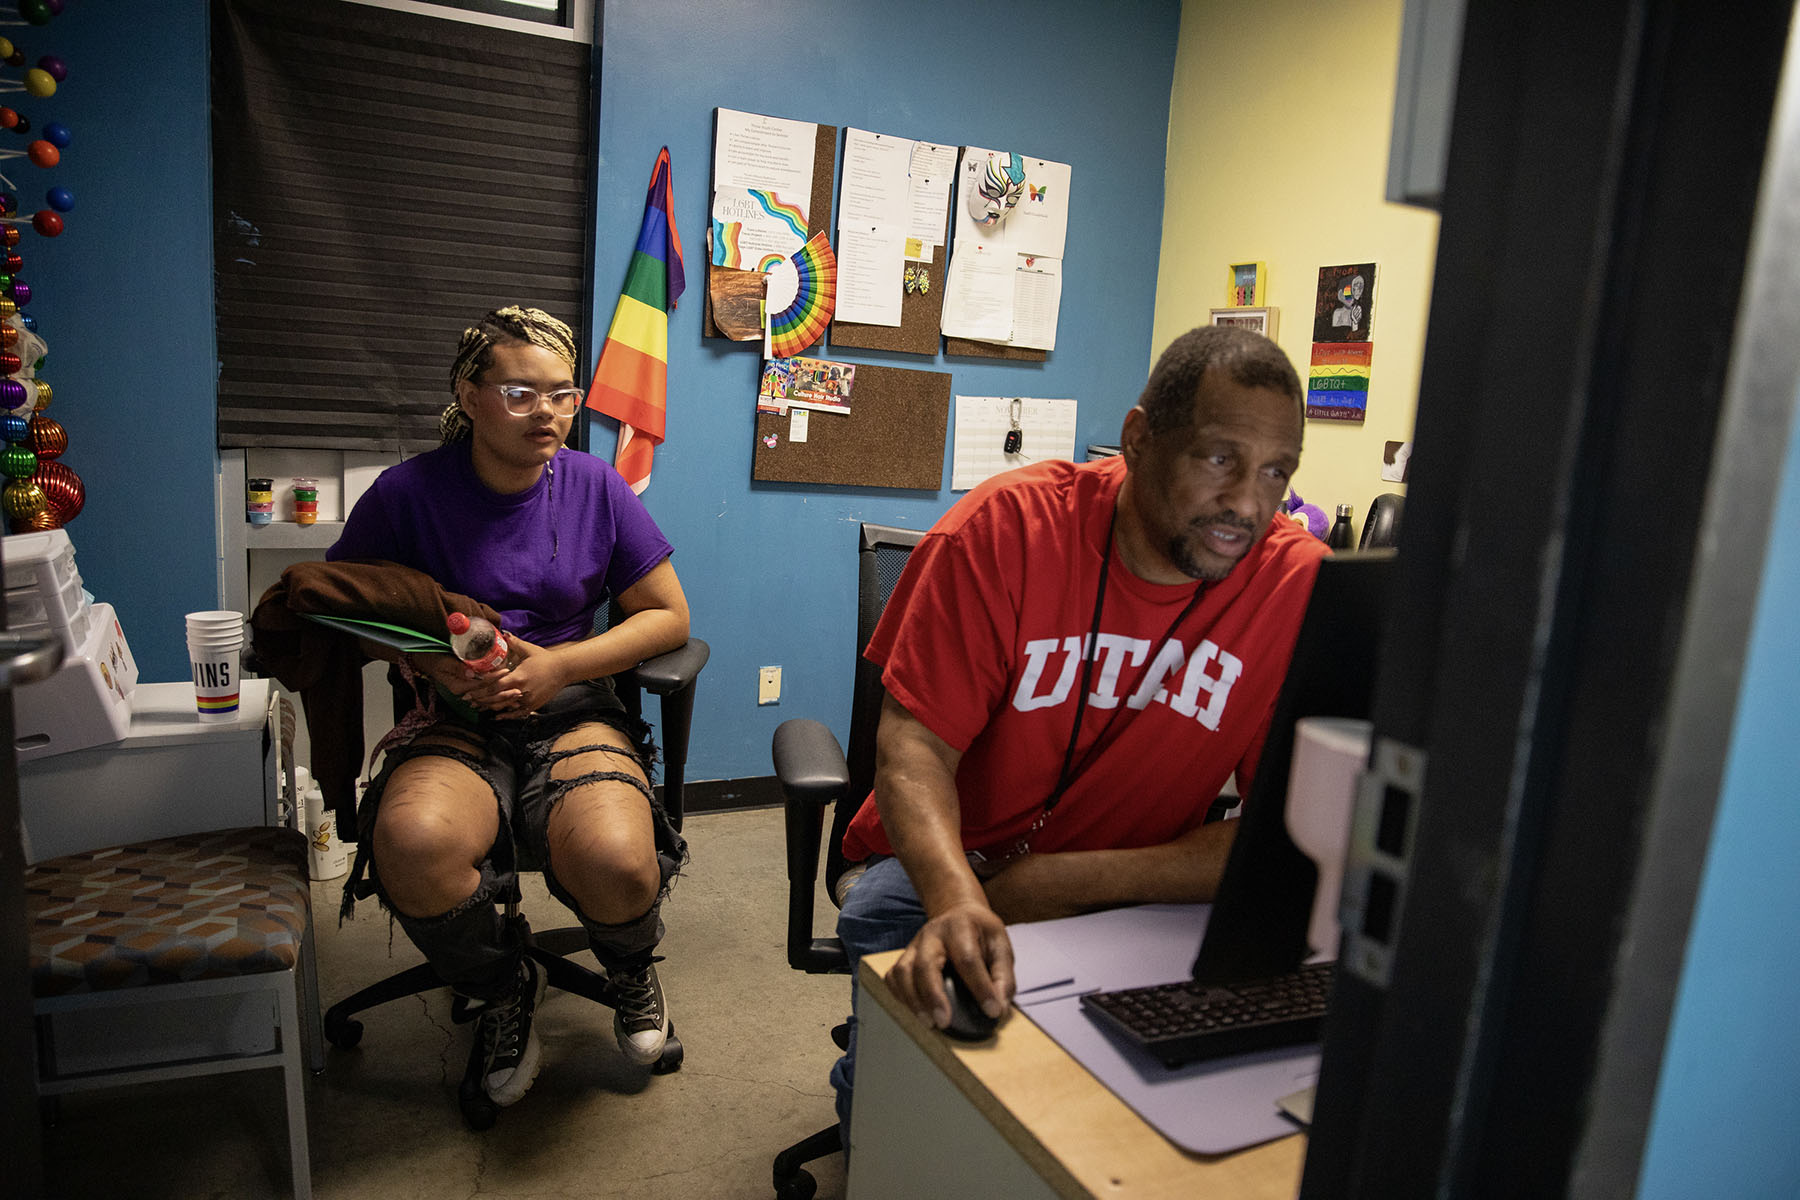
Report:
242,521,344,551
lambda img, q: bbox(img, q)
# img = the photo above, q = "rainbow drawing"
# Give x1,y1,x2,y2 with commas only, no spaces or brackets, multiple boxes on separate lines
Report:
768,233,837,359
710,219,743,266
755,252,788,273
751,190,808,241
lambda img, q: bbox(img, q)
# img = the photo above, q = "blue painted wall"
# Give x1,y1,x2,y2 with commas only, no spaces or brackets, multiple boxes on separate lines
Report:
31,0,1178,783
589,0,1180,783
1635,384,1800,1197
26,2,216,684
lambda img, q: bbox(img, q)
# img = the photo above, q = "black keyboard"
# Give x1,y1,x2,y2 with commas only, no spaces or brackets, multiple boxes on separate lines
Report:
1079,961,1334,1068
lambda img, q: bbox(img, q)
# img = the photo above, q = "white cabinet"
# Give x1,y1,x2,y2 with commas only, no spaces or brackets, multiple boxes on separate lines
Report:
19,679,279,863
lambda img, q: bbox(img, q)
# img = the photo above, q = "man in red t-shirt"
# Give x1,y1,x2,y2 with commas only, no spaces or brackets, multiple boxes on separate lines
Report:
832,326,1326,1113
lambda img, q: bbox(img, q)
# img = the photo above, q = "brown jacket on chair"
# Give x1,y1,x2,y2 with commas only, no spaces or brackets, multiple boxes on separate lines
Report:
247,559,503,837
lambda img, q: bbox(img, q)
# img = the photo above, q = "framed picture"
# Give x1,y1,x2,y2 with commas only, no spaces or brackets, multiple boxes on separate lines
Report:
1226,261,1266,307
1209,306,1279,339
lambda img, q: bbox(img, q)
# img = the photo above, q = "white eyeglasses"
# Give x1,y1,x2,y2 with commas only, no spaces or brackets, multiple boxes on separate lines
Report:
479,382,584,417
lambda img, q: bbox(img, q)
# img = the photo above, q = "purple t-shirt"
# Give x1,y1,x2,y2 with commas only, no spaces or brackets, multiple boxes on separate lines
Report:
327,443,673,646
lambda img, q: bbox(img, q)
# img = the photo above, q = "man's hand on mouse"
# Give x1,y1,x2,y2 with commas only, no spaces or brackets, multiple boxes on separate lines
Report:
886,899,1015,1029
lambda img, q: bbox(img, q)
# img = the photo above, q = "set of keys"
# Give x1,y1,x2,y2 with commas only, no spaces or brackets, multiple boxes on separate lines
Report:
1003,397,1025,455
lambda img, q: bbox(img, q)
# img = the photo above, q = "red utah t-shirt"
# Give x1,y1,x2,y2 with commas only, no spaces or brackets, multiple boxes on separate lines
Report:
842,456,1327,862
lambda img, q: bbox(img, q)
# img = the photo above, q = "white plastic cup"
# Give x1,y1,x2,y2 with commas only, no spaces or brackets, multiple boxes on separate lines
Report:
185,610,246,719
1284,716,1374,963
303,782,348,881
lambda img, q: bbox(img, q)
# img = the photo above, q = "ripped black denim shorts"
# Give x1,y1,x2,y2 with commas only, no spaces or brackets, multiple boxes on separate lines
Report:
340,676,688,921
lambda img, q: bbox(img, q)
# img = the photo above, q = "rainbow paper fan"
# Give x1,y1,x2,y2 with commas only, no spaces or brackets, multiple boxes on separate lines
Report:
768,232,837,359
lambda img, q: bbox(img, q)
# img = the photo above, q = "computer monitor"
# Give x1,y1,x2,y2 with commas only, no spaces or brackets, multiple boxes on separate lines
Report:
1190,548,1396,985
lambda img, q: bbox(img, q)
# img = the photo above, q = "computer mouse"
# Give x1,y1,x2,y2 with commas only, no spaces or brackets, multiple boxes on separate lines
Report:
940,964,1001,1041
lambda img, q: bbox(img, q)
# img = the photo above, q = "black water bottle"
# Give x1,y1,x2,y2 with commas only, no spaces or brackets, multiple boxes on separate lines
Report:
1327,504,1355,550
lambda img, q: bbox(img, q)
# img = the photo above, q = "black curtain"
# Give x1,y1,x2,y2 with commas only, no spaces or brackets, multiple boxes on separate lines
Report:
211,0,592,454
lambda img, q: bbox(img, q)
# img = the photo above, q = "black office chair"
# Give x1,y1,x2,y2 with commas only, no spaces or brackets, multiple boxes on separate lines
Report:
1359,492,1403,549
321,634,709,1131
769,522,924,1200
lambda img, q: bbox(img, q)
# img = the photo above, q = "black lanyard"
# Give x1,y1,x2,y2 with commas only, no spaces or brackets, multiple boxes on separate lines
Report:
1041,504,1209,823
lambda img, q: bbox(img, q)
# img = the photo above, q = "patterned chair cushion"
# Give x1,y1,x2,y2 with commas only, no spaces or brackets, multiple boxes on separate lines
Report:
27,826,311,999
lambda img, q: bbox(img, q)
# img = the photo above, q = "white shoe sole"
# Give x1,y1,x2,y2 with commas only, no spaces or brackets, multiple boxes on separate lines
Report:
615,1014,669,1065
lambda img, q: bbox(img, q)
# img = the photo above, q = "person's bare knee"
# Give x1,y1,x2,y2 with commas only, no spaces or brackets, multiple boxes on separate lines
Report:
374,754,498,917
546,733,658,923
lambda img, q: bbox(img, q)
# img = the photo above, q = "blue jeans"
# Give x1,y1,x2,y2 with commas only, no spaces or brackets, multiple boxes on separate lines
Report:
830,855,928,1140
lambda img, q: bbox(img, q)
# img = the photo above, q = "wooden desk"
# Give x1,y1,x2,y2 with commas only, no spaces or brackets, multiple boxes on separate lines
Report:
847,949,1306,1199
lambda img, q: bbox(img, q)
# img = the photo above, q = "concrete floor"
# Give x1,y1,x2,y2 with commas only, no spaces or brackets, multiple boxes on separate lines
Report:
40,805,850,1200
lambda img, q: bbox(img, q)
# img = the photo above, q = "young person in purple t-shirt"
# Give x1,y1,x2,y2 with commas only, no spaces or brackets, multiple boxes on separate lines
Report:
327,306,689,1108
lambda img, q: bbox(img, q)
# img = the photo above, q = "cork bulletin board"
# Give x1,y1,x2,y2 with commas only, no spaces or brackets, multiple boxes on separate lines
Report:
830,241,946,356
752,362,950,490
704,113,839,342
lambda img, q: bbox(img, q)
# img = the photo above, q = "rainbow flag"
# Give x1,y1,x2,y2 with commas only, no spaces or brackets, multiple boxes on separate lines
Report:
587,147,685,494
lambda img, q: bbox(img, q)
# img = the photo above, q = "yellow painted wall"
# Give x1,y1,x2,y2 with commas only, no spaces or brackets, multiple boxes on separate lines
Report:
1155,0,1441,535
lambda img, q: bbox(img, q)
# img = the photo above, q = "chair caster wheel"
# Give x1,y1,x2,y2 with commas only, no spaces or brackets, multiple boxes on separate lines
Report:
324,1011,363,1049
651,1025,684,1074
773,1168,818,1200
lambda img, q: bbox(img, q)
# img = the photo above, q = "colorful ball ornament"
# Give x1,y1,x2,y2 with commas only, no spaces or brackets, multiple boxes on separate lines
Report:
41,120,67,148
29,210,58,237
9,281,29,305
0,379,22,409
3,477,45,521
0,350,20,374
17,2,52,30
0,39,13,60
22,69,53,98
4,51,21,70
45,185,70,211
26,139,56,167
5,251,20,271
2,441,36,478
0,411,24,441
26,413,60,458
0,194,15,215
1,225,17,247
35,55,65,82
34,460,80,521
30,378,48,408
12,506,57,532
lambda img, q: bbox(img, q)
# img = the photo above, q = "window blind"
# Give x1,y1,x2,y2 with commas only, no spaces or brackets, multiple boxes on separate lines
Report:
211,0,592,454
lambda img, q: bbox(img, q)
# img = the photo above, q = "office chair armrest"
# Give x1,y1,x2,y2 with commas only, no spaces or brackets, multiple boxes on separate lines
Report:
772,717,851,807
628,637,711,696
773,718,853,973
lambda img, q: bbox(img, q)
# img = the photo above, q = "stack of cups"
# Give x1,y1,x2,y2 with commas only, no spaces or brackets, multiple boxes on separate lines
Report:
292,476,319,525
185,610,245,719
246,477,274,525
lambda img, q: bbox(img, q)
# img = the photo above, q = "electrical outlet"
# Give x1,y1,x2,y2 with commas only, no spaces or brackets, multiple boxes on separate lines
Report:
758,665,781,706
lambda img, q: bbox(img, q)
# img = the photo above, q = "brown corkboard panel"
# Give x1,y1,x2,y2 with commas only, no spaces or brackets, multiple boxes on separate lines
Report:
704,115,838,341
752,363,950,490
831,242,946,356
943,336,1049,362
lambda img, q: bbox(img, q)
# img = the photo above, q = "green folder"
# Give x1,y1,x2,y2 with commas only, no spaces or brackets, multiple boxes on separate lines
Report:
301,613,451,654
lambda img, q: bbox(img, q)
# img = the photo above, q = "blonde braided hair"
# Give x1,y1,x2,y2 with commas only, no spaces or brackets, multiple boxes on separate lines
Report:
440,305,579,443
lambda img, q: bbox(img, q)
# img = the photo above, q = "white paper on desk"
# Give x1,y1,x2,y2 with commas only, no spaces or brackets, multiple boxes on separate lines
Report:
835,225,905,326
710,186,807,269
941,242,1014,341
1008,903,1209,1006
952,396,1078,491
840,128,913,232
907,141,957,253
714,108,816,221
1006,923,1080,996
1009,256,1063,350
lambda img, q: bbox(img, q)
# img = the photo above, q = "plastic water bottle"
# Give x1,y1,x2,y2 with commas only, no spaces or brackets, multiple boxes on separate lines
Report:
446,611,509,673
1327,504,1356,550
